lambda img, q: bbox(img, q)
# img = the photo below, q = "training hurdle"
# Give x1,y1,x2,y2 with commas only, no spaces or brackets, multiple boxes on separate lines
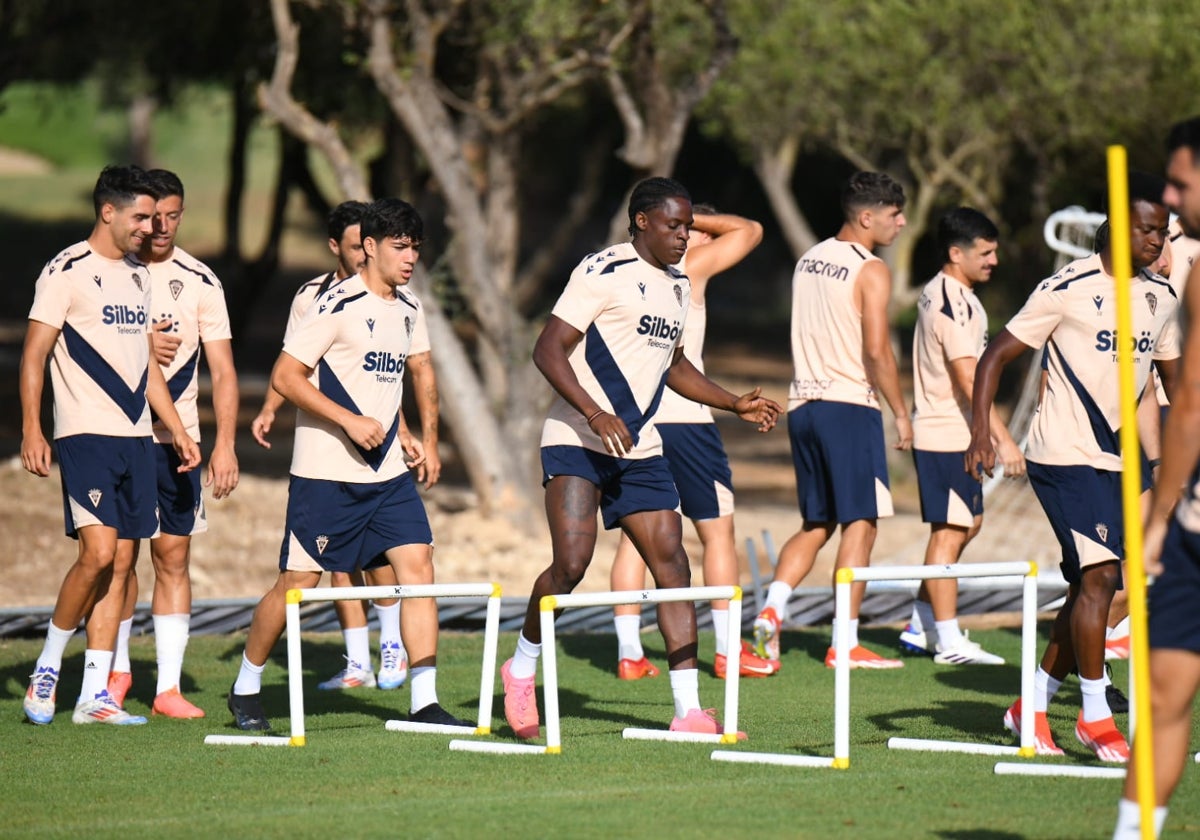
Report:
205,582,501,747
450,585,743,756
712,561,1037,769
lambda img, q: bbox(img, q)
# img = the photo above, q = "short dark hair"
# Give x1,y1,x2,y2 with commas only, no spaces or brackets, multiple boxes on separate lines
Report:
1128,170,1167,208
327,200,371,243
937,207,999,263
627,177,691,237
146,168,184,200
692,202,718,216
92,165,159,216
361,198,423,246
1093,220,1110,254
1166,116,1200,160
840,171,905,221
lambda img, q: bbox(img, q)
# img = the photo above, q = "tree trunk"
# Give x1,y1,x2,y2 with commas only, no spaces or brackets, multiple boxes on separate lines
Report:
754,138,819,261
127,93,157,169
222,78,255,264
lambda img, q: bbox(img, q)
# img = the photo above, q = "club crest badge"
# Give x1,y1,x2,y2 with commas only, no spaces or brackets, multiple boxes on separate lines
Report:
169,279,184,300
1095,523,1109,542
131,272,143,292
673,284,682,307
405,316,413,337
315,535,329,555
1146,291,1157,315
87,489,103,507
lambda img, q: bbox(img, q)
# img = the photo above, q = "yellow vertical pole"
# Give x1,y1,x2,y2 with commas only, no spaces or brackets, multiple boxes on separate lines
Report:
1106,145,1156,839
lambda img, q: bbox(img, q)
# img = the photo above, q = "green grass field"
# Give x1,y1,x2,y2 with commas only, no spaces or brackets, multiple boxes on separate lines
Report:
2,625,1189,839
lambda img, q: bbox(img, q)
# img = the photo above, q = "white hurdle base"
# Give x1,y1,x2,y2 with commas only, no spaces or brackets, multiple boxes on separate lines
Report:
889,738,1022,757
385,720,482,736
994,762,1126,779
449,739,555,756
1195,752,1200,763
204,734,294,747
623,727,740,744
711,750,844,769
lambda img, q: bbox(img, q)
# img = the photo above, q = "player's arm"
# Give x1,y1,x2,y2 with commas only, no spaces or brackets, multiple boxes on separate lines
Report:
665,349,780,431
685,212,763,287
271,351,385,448
406,349,440,488
397,412,426,469
252,388,287,449
858,260,912,449
965,330,1031,479
19,320,60,477
203,338,239,499
946,354,1025,477
145,339,201,473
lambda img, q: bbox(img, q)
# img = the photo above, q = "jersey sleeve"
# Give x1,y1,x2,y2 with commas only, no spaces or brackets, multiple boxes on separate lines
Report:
550,262,610,334
282,304,339,369
198,276,233,343
27,265,72,329
1004,285,1063,350
938,313,980,362
409,302,431,355
284,288,318,343
1154,307,1182,360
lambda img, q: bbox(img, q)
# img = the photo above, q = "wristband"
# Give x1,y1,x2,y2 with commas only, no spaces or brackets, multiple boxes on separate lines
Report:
586,409,605,426
1149,458,1162,469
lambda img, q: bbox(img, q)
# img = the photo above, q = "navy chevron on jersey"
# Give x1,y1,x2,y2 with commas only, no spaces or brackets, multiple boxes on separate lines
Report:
912,271,987,451
282,275,431,483
29,241,153,438
147,246,232,444
1006,253,1180,470
789,237,881,409
540,241,691,459
285,271,344,342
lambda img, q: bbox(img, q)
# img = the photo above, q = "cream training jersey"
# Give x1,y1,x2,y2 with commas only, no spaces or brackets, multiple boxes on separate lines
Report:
29,241,153,439
654,292,714,424
1006,253,1180,470
541,242,691,459
282,275,431,483
148,247,233,444
789,237,881,410
285,271,342,342
911,272,987,451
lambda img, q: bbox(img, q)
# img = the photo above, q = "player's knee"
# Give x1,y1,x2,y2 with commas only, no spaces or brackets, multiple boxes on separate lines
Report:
650,550,691,589
1080,561,1120,599
549,554,590,591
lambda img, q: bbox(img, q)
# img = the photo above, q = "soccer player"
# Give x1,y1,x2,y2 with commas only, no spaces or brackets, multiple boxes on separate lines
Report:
1113,116,1200,840
93,169,240,719
967,172,1179,761
608,205,779,681
20,165,201,725
899,208,1023,665
252,202,415,694
228,198,465,731
500,178,780,739
752,172,913,670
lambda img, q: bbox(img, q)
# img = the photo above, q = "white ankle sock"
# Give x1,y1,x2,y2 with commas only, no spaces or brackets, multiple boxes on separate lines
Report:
343,625,371,671
373,601,405,657
233,653,266,696
113,617,133,673
80,649,113,701
711,609,729,658
510,633,541,679
934,619,964,649
153,613,189,694
37,622,76,672
409,666,437,712
614,614,644,661
1034,667,1062,713
765,582,792,617
1080,676,1111,722
668,668,700,718
831,618,859,649
913,600,935,635
1114,797,1166,839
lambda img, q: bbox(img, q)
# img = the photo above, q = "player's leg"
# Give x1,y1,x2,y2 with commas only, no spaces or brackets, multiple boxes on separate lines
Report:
610,532,657,679
106,547,138,707
820,517,903,669
319,570,378,690
364,563,407,690
147,533,204,716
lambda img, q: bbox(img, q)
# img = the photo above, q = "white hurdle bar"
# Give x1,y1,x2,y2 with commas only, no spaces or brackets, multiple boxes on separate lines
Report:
205,582,501,748
713,561,1037,769
450,585,742,756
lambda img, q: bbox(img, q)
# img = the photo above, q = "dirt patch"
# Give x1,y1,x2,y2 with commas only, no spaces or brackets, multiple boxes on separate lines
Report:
0,146,53,176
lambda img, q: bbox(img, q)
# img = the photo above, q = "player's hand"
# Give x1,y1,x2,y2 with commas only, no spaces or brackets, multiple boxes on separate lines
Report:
1143,515,1168,577
400,430,426,468
151,319,182,367
419,440,442,489
732,387,781,432
993,438,1026,478
344,414,386,449
964,432,996,479
173,434,202,473
893,415,913,451
251,408,274,449
205,442,239,500
20,432,52,477
588,411,632,456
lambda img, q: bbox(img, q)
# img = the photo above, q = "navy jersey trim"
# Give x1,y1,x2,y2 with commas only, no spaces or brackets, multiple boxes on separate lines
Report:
599,258,639,276
1051,268,1101,291
61,323,148,423
316,359,400,471
1048,339,1119,456
60,250,92,274
331,291,368,314
165,349,200,401
849,244,869,261
940,279,955,319
172,258,214,286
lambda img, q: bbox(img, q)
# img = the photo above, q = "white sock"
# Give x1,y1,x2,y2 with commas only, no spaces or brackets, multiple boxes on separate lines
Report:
373,602,405,657
1080,676,1112,722
668,668,700,718
765,582,793,618
712,608,729,658
233,653,266,695
1034,667,1063,713
934,619,964,649
509,633,541,679
36,622,76,672
80,649,113,701
153,613,190,694
614,614,644,661
831,618,860,649
344,626,371,671
409,666,437,712
1114,798,1166,839
912,600,935,635
1108,615,1131,640
113,617,133,673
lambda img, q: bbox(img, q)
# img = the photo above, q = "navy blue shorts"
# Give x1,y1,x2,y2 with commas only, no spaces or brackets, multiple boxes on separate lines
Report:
153,443,205,537
913,449,982,527
658,422,733,521
57,434,157,539
1149,520,1200,653
541,445,680,530
280,472,432,574
787,403,893,524
1026,461,1124,586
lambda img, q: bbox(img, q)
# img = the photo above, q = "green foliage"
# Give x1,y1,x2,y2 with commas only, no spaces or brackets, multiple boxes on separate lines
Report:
0,82,127,168
0,627,1188,838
